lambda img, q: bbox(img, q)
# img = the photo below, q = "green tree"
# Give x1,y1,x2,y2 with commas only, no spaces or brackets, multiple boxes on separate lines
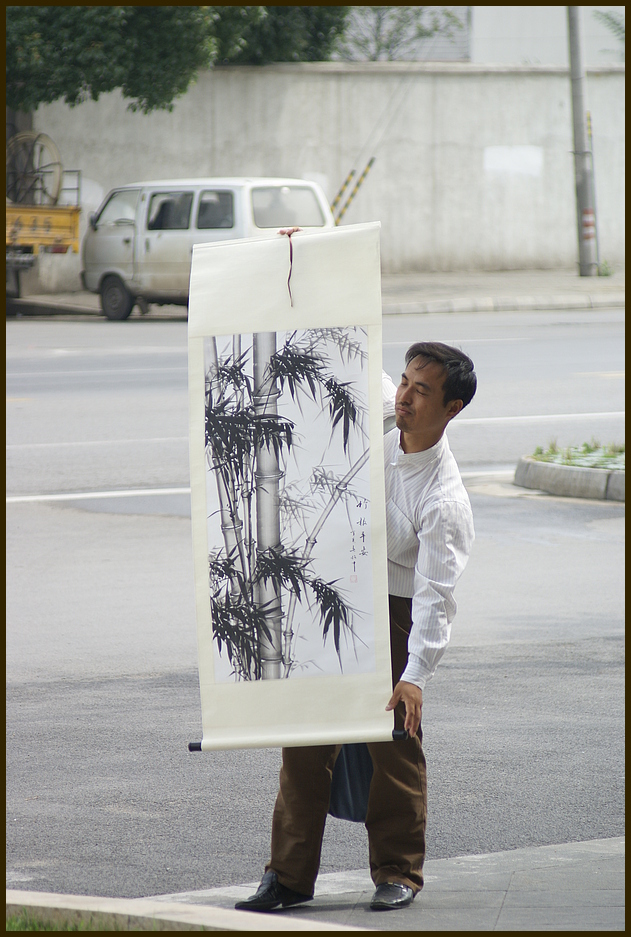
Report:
593,9,625,61
6,6,217,113
211,6,350,65
335,6,463,61
6,6,350,115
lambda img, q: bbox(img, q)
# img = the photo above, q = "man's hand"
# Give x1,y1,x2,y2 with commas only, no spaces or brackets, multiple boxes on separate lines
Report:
278,227,301,236
386,681,423,737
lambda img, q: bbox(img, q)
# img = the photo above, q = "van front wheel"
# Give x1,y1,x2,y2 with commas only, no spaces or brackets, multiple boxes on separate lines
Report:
101,276,134,320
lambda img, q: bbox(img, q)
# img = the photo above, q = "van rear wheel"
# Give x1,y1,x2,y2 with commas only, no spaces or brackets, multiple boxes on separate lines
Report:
101,275,134,320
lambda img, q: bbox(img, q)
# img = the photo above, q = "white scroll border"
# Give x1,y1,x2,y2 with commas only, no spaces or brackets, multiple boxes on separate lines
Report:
188,222,393,750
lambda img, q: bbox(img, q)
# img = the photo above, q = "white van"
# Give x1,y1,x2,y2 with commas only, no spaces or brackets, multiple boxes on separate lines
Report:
81,177,335,319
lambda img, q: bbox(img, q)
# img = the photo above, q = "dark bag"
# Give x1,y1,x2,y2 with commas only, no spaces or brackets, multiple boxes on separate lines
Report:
328,743,374,823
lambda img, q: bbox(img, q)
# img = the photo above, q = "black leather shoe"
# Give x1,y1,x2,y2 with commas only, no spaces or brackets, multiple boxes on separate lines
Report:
234,870,313,912
370,882,415,910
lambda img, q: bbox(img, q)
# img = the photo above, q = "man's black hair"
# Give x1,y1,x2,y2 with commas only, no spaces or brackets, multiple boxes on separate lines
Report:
404,342,477,409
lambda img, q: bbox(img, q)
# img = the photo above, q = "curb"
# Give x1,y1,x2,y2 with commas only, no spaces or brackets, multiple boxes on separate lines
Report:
514,457,625,501
382,292,625,316
6,890,364,932
7,292,625,320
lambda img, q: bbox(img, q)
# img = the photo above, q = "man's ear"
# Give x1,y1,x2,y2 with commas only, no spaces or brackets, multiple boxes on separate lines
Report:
446,399,464,421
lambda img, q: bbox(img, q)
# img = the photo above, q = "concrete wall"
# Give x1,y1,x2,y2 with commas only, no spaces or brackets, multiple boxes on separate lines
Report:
31,62,625,282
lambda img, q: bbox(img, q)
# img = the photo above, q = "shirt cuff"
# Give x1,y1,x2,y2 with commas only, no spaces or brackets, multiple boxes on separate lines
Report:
400,654,431,691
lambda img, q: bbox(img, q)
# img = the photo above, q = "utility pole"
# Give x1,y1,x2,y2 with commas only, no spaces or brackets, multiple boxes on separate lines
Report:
567,6,598,276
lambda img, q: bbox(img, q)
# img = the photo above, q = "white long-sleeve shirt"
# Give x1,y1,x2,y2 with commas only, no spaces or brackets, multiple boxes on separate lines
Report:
383,426,474,690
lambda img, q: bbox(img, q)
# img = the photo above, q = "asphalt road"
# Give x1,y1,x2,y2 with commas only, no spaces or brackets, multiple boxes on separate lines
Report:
6,309,625,899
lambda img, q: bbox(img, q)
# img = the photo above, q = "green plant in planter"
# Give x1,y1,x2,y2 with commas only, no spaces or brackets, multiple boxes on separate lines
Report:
532,439,624,470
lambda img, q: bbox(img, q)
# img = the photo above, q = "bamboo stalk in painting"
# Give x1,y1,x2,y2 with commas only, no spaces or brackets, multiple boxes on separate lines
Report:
206,336,249,596
253,332,284,680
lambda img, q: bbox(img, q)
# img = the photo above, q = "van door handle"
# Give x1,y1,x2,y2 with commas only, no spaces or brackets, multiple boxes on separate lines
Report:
145,239,150,252
123,237,131,244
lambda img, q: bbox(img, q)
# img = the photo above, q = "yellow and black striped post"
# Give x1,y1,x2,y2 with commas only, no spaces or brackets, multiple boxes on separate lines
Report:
335,157,375,225
330,169,356,216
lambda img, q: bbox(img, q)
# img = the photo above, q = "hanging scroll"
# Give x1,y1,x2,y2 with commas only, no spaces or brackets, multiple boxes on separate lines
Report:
188,222,392,749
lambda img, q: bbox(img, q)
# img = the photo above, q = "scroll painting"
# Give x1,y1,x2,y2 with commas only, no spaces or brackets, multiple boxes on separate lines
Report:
188,222,392,749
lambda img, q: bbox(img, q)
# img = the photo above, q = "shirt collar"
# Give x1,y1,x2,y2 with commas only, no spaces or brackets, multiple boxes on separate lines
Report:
390,432,445,468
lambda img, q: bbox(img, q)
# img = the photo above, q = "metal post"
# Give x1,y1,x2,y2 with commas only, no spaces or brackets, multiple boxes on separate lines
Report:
586,111,601,271
567,7,598,276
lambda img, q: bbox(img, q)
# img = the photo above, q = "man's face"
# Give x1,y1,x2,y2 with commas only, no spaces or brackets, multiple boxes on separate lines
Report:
395,356,462,445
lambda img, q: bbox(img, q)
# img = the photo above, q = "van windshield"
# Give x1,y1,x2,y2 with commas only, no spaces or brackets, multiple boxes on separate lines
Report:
97,189,140,225
251,186,325,228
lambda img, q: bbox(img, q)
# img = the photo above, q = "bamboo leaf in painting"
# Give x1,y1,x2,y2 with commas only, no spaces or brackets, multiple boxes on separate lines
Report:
210,589,273,681
215,350,253,399
307,577,355,666
250,412,294,460
306,327,368,367
255,546,310,600
323,377,358,452
268,338,324,403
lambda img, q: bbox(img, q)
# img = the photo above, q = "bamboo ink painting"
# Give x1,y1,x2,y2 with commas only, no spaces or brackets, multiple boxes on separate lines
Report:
188,222,394,749
204,328,376,683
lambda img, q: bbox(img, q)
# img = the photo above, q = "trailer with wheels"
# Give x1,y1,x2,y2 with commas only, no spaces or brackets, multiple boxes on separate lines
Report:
6,131,81,299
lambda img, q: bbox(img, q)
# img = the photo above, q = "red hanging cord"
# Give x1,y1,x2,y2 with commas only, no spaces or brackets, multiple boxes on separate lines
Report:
278,227,301,306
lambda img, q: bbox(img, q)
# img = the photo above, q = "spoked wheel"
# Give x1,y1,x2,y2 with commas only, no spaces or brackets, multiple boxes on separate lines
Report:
6,132,63,205
100,275,134,320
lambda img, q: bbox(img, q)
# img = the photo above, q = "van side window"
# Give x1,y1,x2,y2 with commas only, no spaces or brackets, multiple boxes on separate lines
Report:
197,191,234,229
97,189,140,225
147,192,193,230
251,186,325,228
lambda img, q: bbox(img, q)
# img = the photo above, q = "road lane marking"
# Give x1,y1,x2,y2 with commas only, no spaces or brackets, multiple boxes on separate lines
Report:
384,338,534,344
7,476,520,503
6,488,191,504
6,437,187,450
6,367,187,377
454,411,624,425
7,346,187,358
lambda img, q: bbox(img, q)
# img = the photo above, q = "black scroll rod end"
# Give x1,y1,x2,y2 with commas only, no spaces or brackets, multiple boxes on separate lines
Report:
188,741,202,752
392,729,409,741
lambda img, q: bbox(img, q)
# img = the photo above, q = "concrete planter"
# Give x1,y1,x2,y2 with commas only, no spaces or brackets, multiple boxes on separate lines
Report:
514,457,625,502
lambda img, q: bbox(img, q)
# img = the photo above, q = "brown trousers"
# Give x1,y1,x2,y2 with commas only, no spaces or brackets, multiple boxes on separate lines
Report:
266,595,427,895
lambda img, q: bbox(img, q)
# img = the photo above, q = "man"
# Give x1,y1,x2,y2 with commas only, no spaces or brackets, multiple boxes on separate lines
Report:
236,341,477,913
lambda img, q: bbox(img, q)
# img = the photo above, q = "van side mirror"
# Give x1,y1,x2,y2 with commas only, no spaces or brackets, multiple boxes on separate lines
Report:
89,212,98,230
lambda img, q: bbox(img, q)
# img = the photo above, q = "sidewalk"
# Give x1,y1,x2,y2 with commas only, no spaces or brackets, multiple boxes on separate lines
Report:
7,268,625,320
380,268,625,315
7,837,624,931
151,836,625,931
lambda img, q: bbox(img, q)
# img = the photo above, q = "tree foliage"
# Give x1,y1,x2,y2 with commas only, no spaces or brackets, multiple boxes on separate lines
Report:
211,6,349,65
6,5,350,114
335,6,463,62
6,6,217,113
593,9,625,61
